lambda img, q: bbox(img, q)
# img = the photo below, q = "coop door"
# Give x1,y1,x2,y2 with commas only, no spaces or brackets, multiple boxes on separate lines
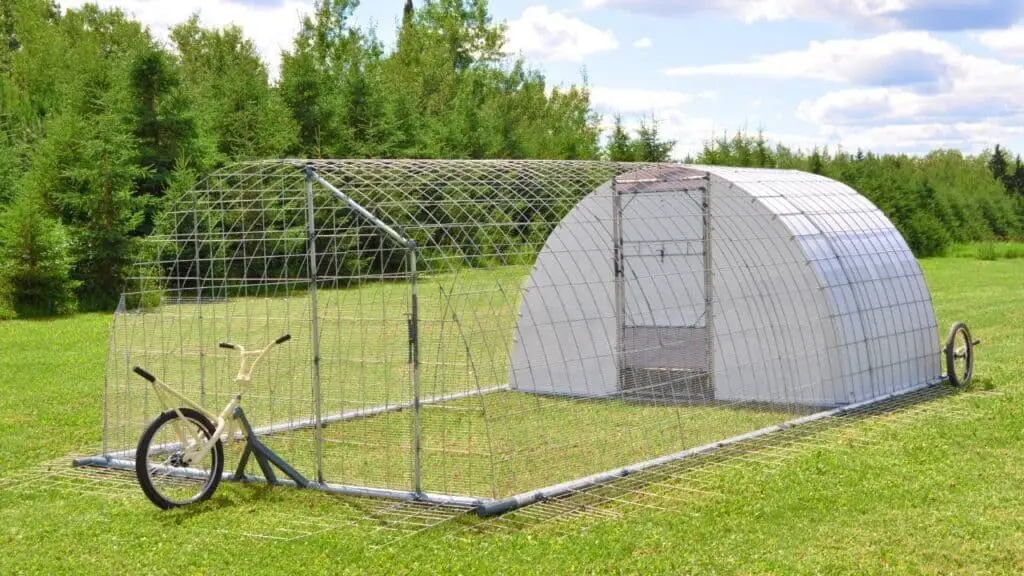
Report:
615,183,712,401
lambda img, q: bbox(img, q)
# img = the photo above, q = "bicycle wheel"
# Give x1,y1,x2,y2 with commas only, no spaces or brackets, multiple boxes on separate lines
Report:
944,322,974,388
135,408,224,509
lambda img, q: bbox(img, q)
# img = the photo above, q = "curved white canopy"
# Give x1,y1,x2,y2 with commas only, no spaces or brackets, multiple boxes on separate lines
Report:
511,166,940,406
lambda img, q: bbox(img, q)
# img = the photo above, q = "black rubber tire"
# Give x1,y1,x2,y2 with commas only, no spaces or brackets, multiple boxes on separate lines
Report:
135,408,224,510
944,322,974,388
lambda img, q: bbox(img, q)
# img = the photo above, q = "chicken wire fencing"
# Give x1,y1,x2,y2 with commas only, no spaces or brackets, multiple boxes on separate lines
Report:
75,159,945,515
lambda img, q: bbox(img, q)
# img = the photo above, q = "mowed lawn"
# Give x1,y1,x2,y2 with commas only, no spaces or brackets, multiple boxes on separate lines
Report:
1,255,1023,574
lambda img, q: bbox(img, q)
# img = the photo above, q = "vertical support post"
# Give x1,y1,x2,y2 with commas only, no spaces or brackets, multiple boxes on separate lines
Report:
304,166,325,484
702,175,715,393
612,177,625,390
193,198,205,406
408,242,422,496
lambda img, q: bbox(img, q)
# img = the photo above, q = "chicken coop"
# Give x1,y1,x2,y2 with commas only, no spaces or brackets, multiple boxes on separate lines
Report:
75,160,949,515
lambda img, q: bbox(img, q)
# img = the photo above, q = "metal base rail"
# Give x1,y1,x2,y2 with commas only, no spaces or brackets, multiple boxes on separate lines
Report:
74,379,947,516
88,385,509,461
71,455,485,508
475,377,948,516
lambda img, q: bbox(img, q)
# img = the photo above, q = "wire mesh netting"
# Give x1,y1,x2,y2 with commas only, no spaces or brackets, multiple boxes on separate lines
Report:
90,159,943,509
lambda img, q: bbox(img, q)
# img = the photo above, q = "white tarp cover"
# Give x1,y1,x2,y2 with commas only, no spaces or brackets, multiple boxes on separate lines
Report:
510,166,940,406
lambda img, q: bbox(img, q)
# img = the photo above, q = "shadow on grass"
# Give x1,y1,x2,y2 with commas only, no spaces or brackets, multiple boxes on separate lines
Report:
455,382,976,535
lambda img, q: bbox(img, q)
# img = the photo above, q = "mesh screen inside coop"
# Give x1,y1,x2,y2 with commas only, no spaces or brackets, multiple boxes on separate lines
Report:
101,160,940,502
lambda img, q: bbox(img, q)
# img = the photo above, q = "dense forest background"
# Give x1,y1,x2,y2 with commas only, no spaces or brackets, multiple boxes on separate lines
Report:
1,0,1022,318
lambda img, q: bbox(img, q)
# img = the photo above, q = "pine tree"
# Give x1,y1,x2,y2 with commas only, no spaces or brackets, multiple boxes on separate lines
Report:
0,189,79,317
172,17,297,163
631,116,674,162
1009,155,1024,197
129,46,197,230
23,86,146,309
988,144,1009,182
607,115,634,162
809,147,824,174
753,129,772,167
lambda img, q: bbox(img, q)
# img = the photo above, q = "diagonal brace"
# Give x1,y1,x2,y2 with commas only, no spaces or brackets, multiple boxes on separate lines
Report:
232,407,309,488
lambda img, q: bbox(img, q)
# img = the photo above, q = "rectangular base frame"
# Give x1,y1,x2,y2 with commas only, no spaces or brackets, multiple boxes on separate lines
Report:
73,378,947,517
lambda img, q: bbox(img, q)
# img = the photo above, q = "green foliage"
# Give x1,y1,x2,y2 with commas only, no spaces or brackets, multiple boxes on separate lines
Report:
697,131,1024,257
22,84,146,309
3,0,1024,314
950,241,1024,261
903,212,950,257
988,144,1009,182
0,127,19,204
605,114,675,162
171,16,296,164
0,190,78,317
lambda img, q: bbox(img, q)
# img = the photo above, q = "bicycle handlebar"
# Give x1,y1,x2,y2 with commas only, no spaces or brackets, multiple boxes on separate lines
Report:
133,366,156,383
218,334,290,351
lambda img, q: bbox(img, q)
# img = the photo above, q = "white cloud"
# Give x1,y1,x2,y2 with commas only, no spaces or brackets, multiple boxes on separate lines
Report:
589,87,697,112
61,0,311,80
633,37,653,48
976,26,1024,58
666,31,1024,151
581,0,1024,31
666,32,956,87
814,122,1024,152
505,6,619,62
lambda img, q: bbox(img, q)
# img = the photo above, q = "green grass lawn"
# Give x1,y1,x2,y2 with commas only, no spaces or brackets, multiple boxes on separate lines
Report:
1,254,1023,574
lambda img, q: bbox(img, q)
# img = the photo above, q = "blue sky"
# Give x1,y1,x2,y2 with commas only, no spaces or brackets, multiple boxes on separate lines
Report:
63,0,1024,158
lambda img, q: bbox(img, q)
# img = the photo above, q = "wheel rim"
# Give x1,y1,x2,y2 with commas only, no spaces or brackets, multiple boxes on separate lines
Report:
946,324,973,387
143,415,219,506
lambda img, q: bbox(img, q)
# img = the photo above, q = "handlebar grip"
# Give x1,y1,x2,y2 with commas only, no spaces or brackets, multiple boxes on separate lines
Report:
133,366,156,383
275,334,292,345
219,342,236,350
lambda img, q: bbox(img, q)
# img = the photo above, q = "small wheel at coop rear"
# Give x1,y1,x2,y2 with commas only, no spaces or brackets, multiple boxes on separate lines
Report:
944,322,978,388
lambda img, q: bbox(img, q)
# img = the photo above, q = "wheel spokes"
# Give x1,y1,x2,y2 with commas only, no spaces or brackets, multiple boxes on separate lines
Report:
145,417,217,505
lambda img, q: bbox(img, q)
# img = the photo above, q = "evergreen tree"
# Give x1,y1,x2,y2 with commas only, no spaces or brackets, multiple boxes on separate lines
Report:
808,147,824,174
22,88,146,309
988,144,1009,182
128,45,197,229
0,128,19,204
279,0,381,157
631,116,674,162
753,129,772,167
172,17,297,164
607,115,634,162
0,189,79,317
1008,155,1024,197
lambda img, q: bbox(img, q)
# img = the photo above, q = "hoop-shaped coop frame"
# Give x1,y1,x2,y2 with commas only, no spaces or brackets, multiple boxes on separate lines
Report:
77,160,948,515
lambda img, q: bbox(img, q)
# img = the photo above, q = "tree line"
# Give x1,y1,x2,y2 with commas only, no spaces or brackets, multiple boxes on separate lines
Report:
0,0,1021,319
693,131,1024,258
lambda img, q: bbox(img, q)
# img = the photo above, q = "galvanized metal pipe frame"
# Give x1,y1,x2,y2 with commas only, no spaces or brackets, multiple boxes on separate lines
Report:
311,170,425,497
76,379,946,515
303,167,326,484
701,174,715,393
473,377,948,517
86,384,508,461
70,456,485,509
81,166,957,516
